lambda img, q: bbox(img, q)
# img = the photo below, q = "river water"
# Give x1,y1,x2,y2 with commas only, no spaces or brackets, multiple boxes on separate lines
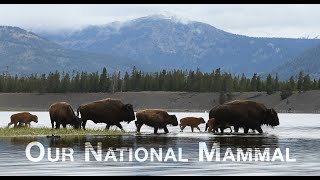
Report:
0,112,319,175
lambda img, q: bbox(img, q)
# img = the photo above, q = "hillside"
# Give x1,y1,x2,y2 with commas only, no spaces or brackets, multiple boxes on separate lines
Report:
42,15,320,75
272,44,320,79
0,26,152,75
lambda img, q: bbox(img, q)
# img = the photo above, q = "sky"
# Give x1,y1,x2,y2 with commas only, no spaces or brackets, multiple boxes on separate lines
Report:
0,4,319,38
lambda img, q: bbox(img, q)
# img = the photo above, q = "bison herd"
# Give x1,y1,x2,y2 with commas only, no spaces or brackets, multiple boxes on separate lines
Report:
6,99,280,135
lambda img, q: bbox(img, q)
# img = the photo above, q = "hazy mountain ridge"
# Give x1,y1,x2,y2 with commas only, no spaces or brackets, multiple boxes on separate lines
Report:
272,44,320,79
0,26,152,75
2,15,320,78
41,15,320,75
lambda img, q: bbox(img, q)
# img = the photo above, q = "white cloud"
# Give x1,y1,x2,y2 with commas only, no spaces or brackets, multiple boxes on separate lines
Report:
0,4,319,38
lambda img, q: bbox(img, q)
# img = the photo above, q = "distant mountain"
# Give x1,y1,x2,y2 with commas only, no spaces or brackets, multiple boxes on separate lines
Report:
271,44,320,80
0,26,151,75
41,15,320,75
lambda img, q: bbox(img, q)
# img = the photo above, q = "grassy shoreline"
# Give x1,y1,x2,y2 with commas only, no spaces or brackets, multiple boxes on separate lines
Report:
0,128,125,137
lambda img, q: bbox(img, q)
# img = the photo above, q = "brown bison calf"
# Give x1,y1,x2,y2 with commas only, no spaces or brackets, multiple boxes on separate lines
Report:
8,112,38,128
205,118,232,133
179,117,205,132
135,110,178,134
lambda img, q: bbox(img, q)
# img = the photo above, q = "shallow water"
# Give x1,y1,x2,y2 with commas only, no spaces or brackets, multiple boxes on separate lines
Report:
0,112,320,175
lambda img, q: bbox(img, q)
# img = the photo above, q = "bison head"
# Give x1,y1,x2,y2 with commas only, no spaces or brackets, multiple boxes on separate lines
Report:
264,108,280,127
121,104,135,124
71,116,82,129
199,118,205,124
169,115,178,126
32,115,38,123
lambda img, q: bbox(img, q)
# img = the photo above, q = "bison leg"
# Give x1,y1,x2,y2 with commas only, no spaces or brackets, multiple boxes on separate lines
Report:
105,124,111,130
62,124,67,129
196,126,201,132
154,127,159,134
115,123,124,131
17,122,23,127
219,128,224,134
180,125,186,132
82,120,87,130
228,127,233,133
191,127,194,132
7,122,13,128
234,126,239,133
244,127,249,134
55,123,61,129
135,121,139,128
51,120,55,129
13,122,18,128
257,127,263,134
25,122,30,128
164,126,169,134
136,123,143,133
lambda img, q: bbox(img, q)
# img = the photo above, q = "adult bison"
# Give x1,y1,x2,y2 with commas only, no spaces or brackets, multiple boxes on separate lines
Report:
205,118,232,133
7,112,38,128
179,117,205,132
135,110,178,134
209,100,279,134
49,102,81,129
77,98,135,131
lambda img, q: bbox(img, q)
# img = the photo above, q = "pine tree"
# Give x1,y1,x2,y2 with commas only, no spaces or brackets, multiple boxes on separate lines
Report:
266,74,274,95
72,72,80,92
274,74,279,91
38,74,46,94
256,76,262,92
239,73,247,92
214,68,222,92
250,73,258,91
99,67,108,92
289,76,296,91
123,72,130,92
302,74,312,91
61,72,71,93
297,71,304,93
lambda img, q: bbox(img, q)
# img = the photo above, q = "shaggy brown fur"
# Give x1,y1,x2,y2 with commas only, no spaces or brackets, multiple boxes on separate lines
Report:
8,112,38,128
209,100,279,134
77,98,135,131
179,117,205,132
135,109,178,134
49,102,81,129
205,118,232,133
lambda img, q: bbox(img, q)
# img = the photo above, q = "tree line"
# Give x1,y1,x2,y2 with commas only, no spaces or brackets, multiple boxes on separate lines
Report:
0,67,317,97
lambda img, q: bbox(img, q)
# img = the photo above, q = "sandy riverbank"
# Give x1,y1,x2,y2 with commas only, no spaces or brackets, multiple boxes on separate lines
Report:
0,91,319,113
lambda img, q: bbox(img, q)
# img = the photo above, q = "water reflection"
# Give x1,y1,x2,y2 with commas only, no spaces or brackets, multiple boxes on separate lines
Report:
211,135,279,149
0,134,319,175
8,134,280,153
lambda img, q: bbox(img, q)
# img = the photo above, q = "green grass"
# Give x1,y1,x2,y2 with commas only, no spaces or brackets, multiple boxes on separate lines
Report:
0,127,126,137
